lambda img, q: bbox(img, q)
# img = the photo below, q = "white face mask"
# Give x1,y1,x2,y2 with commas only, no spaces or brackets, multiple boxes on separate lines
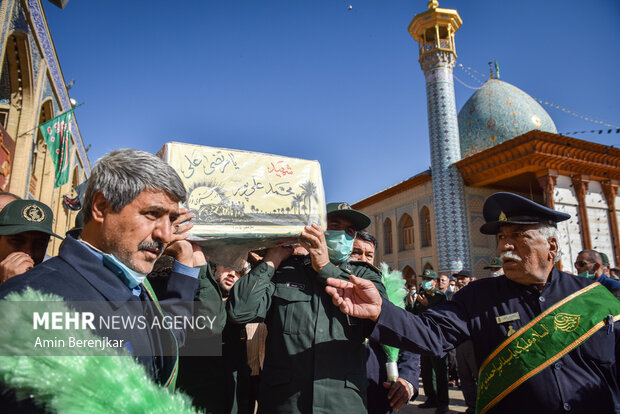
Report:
447,285,455,293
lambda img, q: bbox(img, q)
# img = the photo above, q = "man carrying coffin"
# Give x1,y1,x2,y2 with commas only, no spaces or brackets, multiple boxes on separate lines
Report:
228,202,386,413
325,192,620,413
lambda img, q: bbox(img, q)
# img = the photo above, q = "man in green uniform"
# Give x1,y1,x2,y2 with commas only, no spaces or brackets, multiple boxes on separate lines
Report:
407,269,449,413
228,202,386,414
0,199,61,284
173,258,250,414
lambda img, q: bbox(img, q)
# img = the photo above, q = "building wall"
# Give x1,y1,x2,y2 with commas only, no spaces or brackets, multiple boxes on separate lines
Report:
586,181,615,268
553,175,618,272
464,186,498,278
0,0,91,254
553,175,582,273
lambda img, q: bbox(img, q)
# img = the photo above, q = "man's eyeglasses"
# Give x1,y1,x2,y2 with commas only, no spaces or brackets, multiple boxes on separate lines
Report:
574,261,591,268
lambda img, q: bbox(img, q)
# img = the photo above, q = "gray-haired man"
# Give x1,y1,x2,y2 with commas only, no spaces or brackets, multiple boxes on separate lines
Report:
0,149,200,392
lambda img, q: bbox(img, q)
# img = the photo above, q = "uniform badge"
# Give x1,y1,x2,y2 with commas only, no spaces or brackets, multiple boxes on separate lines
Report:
499,211,507,221
506,325,516,337
495,312,520,324
22,204,45,222
286,282,305,290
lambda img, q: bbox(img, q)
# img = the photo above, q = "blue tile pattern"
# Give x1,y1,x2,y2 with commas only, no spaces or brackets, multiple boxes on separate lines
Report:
41,74,59,114
0,0,13,51
458,79,557,158
422,54,472,273
29,30,42,88
10,0,28,32
0,57,10,104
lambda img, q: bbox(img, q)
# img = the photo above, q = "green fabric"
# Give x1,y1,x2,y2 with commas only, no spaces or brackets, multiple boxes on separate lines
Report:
380,263,406,362
38,110,73,187
476,283,620,414
228,256,386,414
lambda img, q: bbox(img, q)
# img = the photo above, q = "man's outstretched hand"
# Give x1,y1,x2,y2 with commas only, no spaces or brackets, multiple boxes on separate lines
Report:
325,275,382,322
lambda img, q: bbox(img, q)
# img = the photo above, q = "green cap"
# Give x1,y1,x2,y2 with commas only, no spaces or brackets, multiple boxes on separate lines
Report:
326,202,371,231
421,268,438,279
483,257,502,269
0,199,62,239
599,252,610,267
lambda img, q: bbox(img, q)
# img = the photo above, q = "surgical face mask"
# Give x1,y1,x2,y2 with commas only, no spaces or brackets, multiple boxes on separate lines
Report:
325,230,355,264
491,270,503,277
421,280,433,291
102,252,148,289
447,285,455,293
577,270,596,280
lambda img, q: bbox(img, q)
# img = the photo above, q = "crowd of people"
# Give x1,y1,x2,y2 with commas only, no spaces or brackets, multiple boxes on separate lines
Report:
0,148,618,414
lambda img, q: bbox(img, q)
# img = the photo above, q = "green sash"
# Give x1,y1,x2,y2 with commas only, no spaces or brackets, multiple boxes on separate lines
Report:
142,278,179,390
476,282,620,414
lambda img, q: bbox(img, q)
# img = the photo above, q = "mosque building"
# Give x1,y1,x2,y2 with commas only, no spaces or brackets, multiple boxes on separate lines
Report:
0,0,90,253
353,1,620,283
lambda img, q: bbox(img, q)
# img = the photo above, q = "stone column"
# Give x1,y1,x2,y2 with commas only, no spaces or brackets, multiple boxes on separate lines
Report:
601,181,620,266
571,175,591,250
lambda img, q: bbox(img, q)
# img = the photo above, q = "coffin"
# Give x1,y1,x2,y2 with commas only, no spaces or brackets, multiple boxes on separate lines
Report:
158,142,327,267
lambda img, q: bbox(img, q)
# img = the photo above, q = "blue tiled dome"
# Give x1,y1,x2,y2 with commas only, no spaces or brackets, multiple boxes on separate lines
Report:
458,79,557,158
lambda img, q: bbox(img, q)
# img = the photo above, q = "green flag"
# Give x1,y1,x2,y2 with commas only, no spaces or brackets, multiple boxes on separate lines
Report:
39,110,73,187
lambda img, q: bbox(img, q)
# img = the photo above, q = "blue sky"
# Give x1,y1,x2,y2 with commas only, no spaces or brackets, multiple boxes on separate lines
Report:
43,0,620,204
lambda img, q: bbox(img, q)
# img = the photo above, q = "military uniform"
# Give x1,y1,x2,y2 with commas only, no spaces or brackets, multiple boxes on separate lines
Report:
371,269,620,412
176,263,249,414
228,255,387,414
368,192,620,413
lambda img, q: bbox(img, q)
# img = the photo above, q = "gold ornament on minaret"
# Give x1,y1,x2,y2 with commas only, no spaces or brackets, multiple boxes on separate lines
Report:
409,1,462,61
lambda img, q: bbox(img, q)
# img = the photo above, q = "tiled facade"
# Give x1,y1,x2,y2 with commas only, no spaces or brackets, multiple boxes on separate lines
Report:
0,0,91,253
458,79,557,158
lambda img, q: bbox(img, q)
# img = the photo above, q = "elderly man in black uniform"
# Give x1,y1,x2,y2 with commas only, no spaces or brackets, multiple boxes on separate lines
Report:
325,192,620,413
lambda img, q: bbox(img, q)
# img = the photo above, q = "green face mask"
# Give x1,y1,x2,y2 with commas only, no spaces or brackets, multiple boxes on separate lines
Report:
324,230,355,264
421,280,434,291
577,270,596,280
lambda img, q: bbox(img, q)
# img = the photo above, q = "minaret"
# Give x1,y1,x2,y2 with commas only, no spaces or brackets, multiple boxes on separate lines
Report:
409,0,471,273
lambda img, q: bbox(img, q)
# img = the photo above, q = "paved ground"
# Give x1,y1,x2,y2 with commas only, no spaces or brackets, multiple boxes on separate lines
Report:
399,384,468,414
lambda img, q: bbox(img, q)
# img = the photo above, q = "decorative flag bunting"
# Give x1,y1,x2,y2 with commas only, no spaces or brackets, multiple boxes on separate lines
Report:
39,110,73,188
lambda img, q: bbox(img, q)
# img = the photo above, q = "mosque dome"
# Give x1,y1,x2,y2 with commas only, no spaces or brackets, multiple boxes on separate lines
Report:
458,79,557,158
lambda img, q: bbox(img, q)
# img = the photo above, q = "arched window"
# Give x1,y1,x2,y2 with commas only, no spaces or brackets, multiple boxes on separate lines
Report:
420,206,432,247
383,218,393,254
399,213,414,251
402,266,415,285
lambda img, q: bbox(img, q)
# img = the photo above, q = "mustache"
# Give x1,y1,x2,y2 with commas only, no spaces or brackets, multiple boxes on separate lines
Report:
138,240,165,252
500,251,522,262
